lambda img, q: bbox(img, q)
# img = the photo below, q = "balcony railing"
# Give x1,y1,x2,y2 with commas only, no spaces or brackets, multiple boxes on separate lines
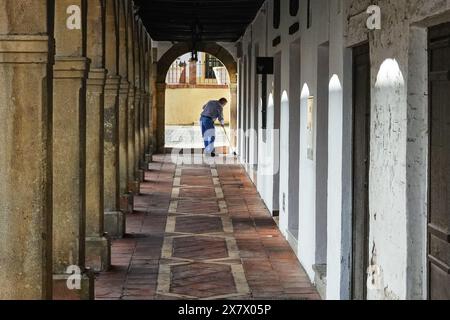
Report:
166,61,230,86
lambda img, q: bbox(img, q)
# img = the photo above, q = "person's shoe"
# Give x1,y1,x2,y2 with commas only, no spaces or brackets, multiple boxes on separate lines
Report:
211,152,216,158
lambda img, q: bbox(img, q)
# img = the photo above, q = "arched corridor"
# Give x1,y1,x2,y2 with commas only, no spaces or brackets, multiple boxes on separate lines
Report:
96,154,318,300
1,0,450,302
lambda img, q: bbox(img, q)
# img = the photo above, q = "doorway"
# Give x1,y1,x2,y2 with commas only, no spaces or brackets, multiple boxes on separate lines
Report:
428,23,450,300
351,43,371,300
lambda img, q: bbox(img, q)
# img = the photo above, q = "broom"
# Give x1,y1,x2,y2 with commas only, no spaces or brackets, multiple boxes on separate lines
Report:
221,126,237,156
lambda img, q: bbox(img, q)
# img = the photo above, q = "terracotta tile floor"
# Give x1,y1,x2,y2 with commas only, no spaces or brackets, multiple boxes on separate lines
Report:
95,154,320,300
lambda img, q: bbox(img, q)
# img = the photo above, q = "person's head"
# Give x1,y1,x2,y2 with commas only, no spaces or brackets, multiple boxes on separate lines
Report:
219,98,228,107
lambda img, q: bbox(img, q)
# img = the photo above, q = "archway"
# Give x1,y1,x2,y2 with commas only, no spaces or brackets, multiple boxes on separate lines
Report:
155,42,238,153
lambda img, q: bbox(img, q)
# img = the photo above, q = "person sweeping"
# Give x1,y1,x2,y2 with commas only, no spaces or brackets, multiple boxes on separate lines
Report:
200,98,228,157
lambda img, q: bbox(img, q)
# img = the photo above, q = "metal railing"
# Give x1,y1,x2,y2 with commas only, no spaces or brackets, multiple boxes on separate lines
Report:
166,61,230,86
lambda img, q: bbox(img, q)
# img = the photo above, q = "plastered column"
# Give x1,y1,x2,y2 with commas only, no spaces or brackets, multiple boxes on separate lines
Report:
52,0,94,300
103,0,124,238
0,0,52,299
85,0,111,273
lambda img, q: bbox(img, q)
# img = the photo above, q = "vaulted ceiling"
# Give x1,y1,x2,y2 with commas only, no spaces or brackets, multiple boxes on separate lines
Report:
134,0,265,42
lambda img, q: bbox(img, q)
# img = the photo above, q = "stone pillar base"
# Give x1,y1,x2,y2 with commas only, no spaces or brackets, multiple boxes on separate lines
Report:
104,211,126,239
53,271,94,300
85,236,111,272
128,180,140,195
145,153,153,164
120,193,134,214
139,160,149,171
136,169,145,182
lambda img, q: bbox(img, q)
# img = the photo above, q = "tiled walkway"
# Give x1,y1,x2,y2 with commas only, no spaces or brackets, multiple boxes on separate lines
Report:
95,154,320,300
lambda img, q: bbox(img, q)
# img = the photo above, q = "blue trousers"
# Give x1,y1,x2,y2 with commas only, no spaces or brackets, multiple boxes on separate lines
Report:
200,116,216,153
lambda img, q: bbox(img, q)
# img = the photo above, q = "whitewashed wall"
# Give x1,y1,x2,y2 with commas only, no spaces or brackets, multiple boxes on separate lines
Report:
238,0,351,299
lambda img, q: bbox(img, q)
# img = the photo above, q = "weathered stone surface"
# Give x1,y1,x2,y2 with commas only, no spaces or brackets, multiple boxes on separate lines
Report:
127,87,137,184
0,30,52,299
120,193,134,214
86,236,111,272
104,75,121,212
104,211,126,239
52,57,89,275
118,80,130,195
86,68,106,238
134,90,142,171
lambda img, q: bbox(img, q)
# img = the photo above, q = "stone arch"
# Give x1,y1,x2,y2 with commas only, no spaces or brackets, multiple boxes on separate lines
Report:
155,42,238,152
156,42,237,84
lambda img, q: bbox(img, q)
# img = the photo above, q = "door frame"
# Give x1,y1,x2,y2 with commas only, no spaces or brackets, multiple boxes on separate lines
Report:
350,41,371,300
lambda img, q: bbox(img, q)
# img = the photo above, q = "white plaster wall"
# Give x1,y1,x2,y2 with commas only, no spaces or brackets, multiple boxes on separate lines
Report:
238,0,351,293
236,0,450,300
344,0,450,300
326,0,353,300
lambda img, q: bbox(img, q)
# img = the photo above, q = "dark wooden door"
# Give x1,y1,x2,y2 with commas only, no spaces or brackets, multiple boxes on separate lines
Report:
352,43,371,300
428,23,450,300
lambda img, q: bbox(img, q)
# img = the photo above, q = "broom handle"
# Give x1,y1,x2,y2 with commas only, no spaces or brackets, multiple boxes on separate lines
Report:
222,126,233,150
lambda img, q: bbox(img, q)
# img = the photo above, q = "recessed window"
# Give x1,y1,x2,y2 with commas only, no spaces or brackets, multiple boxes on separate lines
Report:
290,0,299,16
273,0,281,29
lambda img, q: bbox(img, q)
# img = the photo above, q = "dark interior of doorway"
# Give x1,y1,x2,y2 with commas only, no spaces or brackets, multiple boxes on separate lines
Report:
351,42,371,300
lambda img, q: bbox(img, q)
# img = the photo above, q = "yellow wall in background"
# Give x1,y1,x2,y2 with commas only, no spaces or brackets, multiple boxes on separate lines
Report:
165,88,231,125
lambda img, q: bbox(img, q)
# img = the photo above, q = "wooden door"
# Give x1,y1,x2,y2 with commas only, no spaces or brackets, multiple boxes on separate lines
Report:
352,43,371,300
428,23,450,300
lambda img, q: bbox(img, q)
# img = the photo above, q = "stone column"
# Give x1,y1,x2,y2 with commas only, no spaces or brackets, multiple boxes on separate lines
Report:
119,79,131,209
85,0,111,273
126,0,140,194
139,88,147,168
151,48,159,154
52,0,93,300
156,83,167,153
0,0,52,299
134,20,145,182
117,0,132,214
138,22,146,171
143,75,149,161
103,0,124,238
134,89,144,181
146,36,154,158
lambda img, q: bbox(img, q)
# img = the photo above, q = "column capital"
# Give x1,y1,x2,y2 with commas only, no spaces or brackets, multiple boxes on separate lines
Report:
0,35,49,64
105,75,121,92
128,86,136,99
53,57,89,79
119,78,130,95
135,88,142,99
87,68,107,90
